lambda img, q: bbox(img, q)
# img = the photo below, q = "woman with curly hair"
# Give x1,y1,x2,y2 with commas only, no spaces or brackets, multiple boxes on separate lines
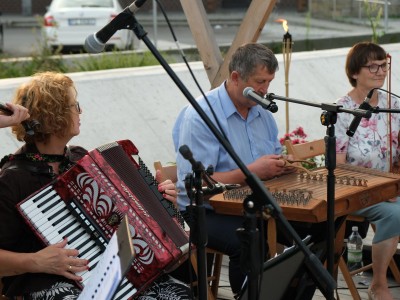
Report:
0,72,189,300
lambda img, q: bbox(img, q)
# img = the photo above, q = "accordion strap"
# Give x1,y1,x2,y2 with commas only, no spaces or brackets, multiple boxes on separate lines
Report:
2,160,54,176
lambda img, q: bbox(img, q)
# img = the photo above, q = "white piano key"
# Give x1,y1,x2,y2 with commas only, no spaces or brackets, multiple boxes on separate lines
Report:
82,245,100,261
79,242,98,258
65,226,85,243
49,222,80,244
34,201,66,228
37,209,70,234
113,279,136,300
87,251,102,268
22,189,58,215
81,269,92,283
19,186,54,211
28,198,62,226
44,215,75,242
68,231,89,248
120,285,137,300
75,239,94,254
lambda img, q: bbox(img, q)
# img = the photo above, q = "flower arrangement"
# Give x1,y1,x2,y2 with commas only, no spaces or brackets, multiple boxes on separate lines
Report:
279,126,308,147
280,126,325,169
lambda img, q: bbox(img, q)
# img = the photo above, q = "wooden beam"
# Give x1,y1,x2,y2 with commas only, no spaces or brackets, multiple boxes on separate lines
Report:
180,0,223,83
211,0,277,88
180,0,277,88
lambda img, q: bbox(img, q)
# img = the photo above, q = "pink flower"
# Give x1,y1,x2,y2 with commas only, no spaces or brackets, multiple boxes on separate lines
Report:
360,118,369,128
280,127,309,145
368,118,378,132
293,126,307,138
391,131,398,145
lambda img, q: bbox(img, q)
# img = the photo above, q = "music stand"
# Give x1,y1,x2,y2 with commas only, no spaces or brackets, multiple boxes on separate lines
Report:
77,215,135,300
238,236,318,300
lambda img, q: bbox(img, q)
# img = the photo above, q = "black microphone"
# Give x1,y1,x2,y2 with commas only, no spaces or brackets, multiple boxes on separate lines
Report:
84,0,147,53
0,103,39,136
243,87,278,113
346,89,375,137
202,183,241,196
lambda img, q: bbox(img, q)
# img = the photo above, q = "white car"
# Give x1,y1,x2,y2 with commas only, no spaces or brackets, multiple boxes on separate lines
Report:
43,0,134,52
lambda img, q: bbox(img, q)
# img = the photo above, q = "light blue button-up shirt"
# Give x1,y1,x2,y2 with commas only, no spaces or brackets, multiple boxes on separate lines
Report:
173,82,281,210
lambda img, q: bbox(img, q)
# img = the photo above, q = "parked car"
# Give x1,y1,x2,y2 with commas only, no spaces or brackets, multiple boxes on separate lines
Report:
43,0,134,52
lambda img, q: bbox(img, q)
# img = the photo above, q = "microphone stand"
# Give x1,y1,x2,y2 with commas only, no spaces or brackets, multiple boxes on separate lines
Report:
180,145,208,300
126,15,337,299
371,107,400,114
266,93,371,300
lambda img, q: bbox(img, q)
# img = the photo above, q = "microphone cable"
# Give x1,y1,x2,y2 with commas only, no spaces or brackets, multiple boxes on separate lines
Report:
154,0,230,143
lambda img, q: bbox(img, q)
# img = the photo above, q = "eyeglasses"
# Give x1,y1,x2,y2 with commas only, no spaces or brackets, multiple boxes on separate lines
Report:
361,62,390,73
69,101,82,114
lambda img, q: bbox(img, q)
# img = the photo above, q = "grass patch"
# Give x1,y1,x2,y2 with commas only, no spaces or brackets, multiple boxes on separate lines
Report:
0,33,175,79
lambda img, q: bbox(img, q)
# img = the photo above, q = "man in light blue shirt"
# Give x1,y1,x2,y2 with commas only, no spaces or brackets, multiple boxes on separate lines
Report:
173,43,295,297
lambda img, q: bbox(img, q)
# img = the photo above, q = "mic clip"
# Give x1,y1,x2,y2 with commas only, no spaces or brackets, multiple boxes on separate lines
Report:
202,182,241,196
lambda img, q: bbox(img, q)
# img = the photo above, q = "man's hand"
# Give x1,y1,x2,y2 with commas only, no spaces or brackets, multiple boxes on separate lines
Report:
249,154,296,180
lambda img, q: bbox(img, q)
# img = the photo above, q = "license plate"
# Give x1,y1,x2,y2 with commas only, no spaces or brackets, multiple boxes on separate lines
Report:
68,18,96,26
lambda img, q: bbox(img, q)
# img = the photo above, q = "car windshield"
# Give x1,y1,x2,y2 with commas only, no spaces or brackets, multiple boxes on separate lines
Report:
50,0,114,9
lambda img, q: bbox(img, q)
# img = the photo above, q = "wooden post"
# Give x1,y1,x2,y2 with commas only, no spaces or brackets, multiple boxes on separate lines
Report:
180,0,277,87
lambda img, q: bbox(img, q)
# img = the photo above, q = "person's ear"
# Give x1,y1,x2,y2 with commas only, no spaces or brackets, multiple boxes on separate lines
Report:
231,71,240,85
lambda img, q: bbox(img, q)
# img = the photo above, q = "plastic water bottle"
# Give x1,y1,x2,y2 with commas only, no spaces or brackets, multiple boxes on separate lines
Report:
347,226,363,275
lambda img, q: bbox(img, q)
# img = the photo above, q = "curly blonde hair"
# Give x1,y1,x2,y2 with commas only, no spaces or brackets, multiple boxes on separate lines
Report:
11,71,77,144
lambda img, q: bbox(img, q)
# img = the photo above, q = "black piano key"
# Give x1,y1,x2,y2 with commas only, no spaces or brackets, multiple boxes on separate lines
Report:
87,251,101,267
58,219,77,236
113,280,136,300
68,229,87,245
41,197,62,214
74,237,92,252
67,200,107,251
34,201,65,229
36,192,57,209
52,211,72,227
79,243,97,258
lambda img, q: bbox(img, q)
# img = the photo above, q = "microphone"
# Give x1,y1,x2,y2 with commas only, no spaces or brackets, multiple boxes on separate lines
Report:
243,87,278,113
0,103,39,136
346,89,375,137
202,183,241,196
84,0,147,53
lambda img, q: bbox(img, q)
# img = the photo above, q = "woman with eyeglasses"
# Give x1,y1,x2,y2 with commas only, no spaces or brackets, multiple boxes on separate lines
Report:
336,42,400,300
0,72,190,300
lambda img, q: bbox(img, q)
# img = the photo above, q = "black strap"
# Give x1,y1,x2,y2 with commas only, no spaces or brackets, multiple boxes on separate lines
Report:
3,161,54,177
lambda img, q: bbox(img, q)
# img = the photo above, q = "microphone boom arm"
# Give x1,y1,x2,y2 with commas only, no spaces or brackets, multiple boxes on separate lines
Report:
266,93,372,118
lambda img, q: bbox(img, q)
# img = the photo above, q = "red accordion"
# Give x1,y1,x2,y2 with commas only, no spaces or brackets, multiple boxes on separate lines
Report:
17,140,190,299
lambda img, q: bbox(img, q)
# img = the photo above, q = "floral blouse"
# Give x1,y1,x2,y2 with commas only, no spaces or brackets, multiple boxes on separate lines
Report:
335,91,400,172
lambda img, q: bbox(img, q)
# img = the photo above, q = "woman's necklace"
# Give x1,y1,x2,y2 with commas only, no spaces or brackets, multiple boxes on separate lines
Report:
0,148,73,174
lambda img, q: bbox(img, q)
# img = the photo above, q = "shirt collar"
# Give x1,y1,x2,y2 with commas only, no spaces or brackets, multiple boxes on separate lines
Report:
219,81,260,121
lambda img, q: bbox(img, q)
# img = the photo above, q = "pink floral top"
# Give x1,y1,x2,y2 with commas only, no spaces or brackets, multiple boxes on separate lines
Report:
335,91,400,172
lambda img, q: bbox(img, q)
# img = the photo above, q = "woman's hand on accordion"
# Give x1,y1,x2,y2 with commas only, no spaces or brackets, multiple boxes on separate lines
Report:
156,170,178,206
34,238,89,281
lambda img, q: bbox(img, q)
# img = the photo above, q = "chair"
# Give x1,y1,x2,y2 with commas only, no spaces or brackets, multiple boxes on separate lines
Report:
284,138,400,299
154,161,224,300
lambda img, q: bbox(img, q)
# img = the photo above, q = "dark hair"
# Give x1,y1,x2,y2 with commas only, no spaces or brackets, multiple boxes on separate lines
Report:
346,41,387,87
229,43,278,81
